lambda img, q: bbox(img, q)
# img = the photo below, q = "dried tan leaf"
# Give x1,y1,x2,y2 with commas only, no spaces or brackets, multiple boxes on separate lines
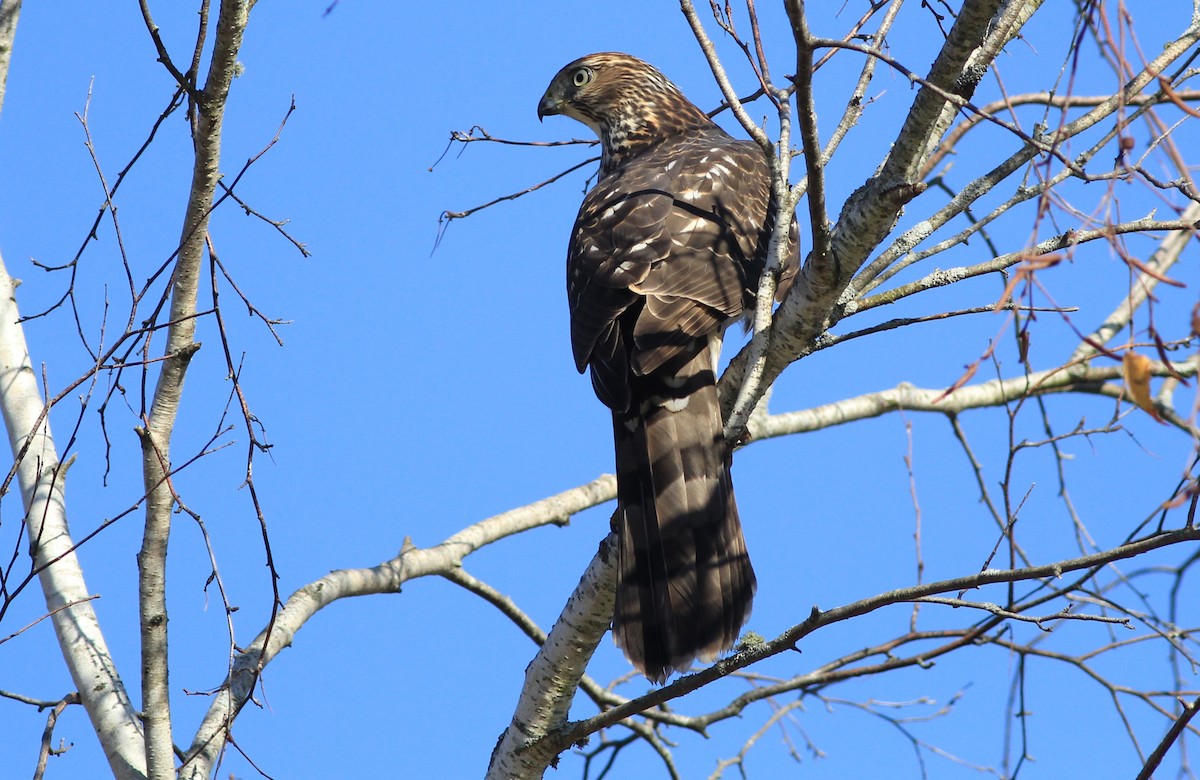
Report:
1123,350,1162,422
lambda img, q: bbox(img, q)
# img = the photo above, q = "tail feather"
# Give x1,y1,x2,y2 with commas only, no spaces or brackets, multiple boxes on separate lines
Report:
611,349,755,683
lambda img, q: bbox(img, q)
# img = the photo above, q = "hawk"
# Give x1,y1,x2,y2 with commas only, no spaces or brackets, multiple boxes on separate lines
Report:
538,52,798,683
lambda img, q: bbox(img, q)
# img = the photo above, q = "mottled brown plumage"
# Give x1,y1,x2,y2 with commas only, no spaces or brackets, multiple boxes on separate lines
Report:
539,53,798,683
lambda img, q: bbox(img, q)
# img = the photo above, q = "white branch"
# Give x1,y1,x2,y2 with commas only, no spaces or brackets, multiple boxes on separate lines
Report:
486,535,618,780
721,0,1013,415
753,357,1197,443
0,0,19,116
1072,200,1200,362
0,255,147,779
137,1,250,776
180,475,616,779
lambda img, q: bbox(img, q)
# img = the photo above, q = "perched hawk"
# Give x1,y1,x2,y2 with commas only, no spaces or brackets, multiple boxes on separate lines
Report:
539,52,798,683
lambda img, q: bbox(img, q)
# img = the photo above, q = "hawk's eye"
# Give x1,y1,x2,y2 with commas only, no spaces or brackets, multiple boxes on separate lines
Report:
572,67,594,88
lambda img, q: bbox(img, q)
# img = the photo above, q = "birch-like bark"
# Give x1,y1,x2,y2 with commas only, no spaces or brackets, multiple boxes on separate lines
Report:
720,0,1017,414
794,0,1004,322
0,255,146,779
485,536,617,780
1070,200,1200,362
180,475,616,779
756,358,1198,441
138,1,250,777
848,20,1200,301
544,525,1200,748
0,0,19,116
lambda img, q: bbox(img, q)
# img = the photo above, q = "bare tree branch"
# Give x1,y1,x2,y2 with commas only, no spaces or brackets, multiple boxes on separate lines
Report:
0,255,146,778
1135,696,1200,779
721,0,1018,418
539,524,1200,765
6,3,1200,777
486,535,617,780
33,692,80,780
0,0,19,117
180,475,614,779
137,1,251,776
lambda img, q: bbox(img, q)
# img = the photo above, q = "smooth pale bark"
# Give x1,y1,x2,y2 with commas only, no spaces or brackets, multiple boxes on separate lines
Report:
486,536,618,780
137,2,251,777
0,0,20,115
180,475,616,779
0,256,146,779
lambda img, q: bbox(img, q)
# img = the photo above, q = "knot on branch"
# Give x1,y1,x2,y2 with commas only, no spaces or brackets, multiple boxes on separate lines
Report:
883,180,928,208
174,342,202,364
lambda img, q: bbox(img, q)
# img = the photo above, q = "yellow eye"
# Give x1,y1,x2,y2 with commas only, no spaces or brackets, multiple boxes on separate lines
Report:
572,67,593,88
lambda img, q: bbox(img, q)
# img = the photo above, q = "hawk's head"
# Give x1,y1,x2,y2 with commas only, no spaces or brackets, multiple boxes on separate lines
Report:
538,52,714,174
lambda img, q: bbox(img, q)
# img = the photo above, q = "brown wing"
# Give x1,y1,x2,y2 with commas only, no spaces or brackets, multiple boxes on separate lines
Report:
567,128,772,411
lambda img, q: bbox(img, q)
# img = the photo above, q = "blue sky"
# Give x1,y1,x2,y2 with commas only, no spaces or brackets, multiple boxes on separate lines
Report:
1,1,1198,778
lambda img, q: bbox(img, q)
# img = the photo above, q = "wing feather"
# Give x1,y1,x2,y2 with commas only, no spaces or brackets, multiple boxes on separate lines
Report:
568,129,775,397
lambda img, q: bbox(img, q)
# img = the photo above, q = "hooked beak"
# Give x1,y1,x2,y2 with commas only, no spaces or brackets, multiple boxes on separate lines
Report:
538,93,565,123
